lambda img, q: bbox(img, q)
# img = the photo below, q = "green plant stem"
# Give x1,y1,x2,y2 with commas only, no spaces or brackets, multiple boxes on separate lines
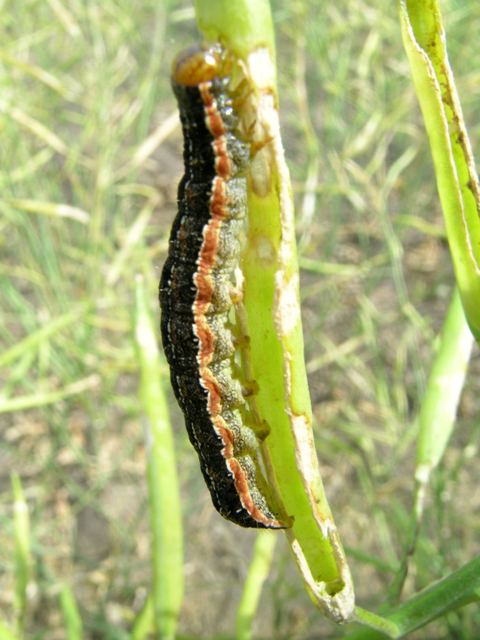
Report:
59,585,83,640
236,531,277,640
415,288,473,479
399,0,480,340
354,607,400,638
134,276,183,640
194,0,275,59
131,594,154,640
346,555,480,639
388,288,473,603
11,475,31,640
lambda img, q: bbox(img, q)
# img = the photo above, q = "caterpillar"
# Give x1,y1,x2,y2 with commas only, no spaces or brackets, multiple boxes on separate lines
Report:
159,45,287,528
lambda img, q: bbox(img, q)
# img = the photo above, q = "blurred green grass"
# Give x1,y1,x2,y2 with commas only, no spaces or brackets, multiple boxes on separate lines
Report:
0,0,479,638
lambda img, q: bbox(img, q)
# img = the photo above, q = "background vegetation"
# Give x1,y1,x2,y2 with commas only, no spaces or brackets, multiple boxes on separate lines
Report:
0,0,478,638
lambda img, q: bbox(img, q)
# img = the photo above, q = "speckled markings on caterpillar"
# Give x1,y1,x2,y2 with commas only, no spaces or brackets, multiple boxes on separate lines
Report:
159,45,287,528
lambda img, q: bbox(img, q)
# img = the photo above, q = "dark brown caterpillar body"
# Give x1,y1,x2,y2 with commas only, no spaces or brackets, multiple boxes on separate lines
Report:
159,46,286,528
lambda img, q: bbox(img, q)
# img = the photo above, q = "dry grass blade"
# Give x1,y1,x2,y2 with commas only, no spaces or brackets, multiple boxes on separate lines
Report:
5,199,90,224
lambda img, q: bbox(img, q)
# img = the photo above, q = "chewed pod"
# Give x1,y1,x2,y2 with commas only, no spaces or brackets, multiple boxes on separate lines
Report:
159,45,288,528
